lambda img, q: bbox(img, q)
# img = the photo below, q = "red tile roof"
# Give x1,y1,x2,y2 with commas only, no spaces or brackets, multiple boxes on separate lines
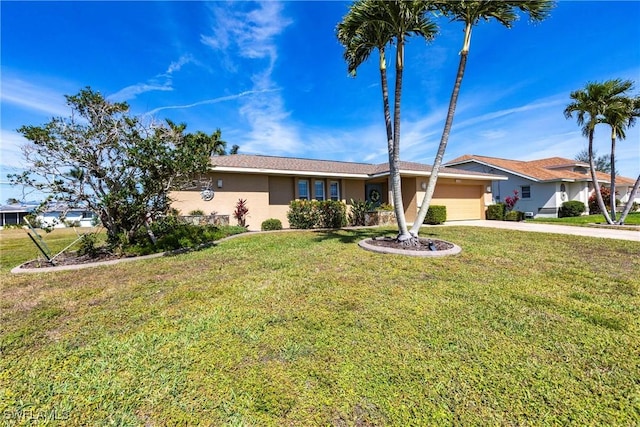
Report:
445,154,636,185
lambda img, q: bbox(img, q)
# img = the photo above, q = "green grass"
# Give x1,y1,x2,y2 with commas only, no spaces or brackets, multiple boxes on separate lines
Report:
1,227,639,425
527,211,640,226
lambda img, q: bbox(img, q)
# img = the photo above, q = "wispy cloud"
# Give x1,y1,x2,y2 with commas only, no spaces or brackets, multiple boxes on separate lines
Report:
0,77,69,117
200,2,298,153
143,88,279,117
108,54,195,102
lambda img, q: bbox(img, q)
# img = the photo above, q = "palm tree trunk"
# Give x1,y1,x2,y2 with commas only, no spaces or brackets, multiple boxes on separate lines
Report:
617,174,640,224
392,36,411,241
410,22,472,236
588,128,613,224
609,131,617,221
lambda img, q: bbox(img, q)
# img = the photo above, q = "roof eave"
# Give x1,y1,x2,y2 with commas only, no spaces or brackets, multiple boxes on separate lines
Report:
209,165,370,179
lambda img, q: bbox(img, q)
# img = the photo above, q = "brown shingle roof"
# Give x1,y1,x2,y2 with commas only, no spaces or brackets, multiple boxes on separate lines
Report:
210,154,504,180
446,154,636,185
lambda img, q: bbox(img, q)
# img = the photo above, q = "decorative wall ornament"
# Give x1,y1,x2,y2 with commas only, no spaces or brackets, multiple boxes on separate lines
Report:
201,188,214,201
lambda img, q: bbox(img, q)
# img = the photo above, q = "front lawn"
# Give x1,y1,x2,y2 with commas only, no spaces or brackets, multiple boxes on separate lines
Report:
1,227,638,425
527,211,640,226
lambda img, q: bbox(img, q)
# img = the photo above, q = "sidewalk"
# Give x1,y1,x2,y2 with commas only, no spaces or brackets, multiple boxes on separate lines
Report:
441,220,640,242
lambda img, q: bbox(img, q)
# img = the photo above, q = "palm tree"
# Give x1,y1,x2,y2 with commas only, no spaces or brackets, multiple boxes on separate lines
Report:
564,79,633,224
410,0,554,235
601,87,639,221
337,0,437,242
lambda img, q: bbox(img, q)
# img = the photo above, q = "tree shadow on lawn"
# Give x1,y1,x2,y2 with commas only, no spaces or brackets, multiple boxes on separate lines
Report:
312,227,440,245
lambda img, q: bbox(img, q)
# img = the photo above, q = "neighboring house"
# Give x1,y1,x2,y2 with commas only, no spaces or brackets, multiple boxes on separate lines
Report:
170,154,506,230
445,155,638,218
0,202,96,229
0,203,39,228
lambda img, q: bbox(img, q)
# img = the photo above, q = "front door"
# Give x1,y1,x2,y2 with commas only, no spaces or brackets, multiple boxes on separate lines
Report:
365,183,383,208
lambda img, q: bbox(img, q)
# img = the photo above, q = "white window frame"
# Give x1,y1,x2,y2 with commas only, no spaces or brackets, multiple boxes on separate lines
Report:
329,181,340,201
314,180,325,201
298,179,309,200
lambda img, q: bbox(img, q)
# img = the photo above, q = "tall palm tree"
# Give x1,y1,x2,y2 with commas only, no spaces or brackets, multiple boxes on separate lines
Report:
601,87,639,221
564,79,633,224
337,0,437,242
410,0,554,235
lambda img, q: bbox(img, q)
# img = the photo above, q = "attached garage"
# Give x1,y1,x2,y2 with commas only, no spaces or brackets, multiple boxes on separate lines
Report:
431,184,484,221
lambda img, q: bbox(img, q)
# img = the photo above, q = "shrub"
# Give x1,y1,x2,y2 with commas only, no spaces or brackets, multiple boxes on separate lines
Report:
77,233,99,258
348,199,373,226
423,205,446,225
318,200,347,228
487,203,505,220
261,218,283,231
287,200,319,229
558,201,585,218
287,200,347,229
588,187,620,214
504,190,520,212
189,209,205,216
233,199,249,228
505,210,524,221
376,203,394,211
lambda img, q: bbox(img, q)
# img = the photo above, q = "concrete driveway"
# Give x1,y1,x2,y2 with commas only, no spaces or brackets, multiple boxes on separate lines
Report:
441,220,640,242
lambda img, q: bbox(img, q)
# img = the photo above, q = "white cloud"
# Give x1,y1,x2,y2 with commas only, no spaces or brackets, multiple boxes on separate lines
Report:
201,1,299,155
143,88,279,118
0,77,69,117
109,54,196,102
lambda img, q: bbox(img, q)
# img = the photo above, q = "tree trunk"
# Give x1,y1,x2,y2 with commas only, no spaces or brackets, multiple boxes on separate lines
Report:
610,130,617,221
410,22,472,236
617,174,640,224
391,36,412,241
588,128,613,224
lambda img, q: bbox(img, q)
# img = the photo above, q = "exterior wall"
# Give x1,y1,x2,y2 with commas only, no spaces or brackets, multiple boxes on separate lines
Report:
401,177,417,223
268,176,294,228
171,172,270,230
40,211,95,228
170,170,498,229
343,179,365,203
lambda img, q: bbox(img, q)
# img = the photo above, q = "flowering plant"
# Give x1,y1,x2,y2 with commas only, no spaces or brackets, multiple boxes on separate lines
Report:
504,190,520,212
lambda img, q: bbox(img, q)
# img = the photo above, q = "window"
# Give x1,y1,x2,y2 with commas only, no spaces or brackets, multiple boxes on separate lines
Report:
329,181,340,201
521,185,531,199
314,180,325,201
298,179,309,200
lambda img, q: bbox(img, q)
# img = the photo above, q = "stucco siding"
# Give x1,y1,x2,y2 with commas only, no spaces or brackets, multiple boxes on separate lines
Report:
402,178,417,222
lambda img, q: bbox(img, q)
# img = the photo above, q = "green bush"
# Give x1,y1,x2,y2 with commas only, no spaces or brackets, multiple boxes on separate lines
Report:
505,210,525,221
261,218,283,231
558,201,585,218
287,200,319,229
318,200,347,228
487,203,505,220
348,199,373,226
189,209,205,216
287,200,347,229
376,203,394,211
124,215,247,255
423,205,447,225
77,233,99,257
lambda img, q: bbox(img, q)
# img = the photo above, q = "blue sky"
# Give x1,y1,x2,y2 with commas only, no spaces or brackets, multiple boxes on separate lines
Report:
1,1,639,202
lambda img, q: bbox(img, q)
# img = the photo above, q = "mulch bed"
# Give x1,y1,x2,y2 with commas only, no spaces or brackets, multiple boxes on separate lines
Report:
21,251,126,269
365,237,454,252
